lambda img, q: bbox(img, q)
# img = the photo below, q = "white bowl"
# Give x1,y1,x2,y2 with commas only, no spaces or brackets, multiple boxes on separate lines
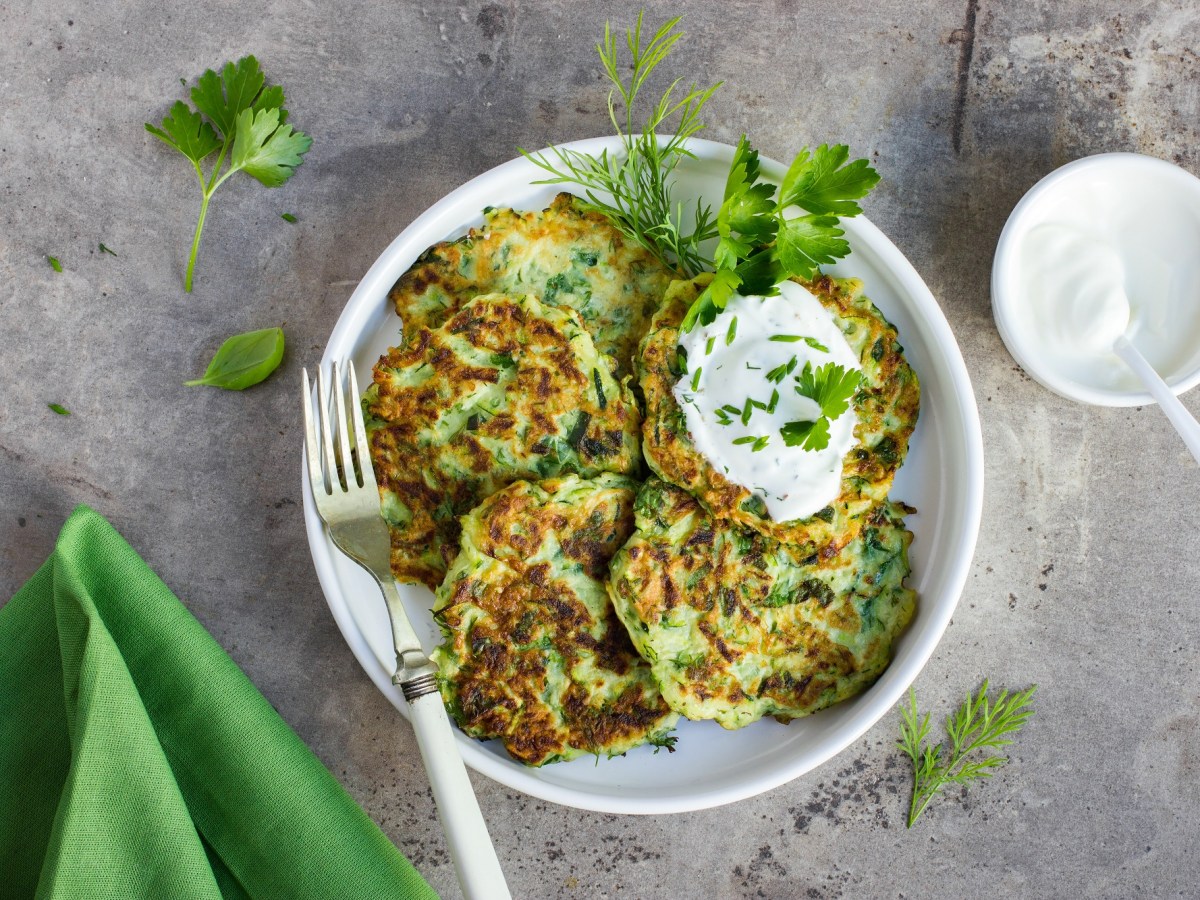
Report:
303,137,984,813
991,152,1200,407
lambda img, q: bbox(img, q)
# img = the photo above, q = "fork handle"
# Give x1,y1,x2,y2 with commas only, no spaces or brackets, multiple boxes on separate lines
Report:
407,690,512,900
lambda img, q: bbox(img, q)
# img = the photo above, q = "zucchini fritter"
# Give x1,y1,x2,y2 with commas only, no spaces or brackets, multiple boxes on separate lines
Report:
433,475,679,766
365,293,643,588
608,478,916,730
387,192,676,374
638,273,920,558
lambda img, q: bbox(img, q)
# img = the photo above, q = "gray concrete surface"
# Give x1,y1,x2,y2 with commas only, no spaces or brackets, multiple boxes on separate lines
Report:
3,0,1199,897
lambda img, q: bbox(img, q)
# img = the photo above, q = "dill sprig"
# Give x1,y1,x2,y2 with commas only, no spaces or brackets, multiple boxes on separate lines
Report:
520,13,721,276
898,681,1037,828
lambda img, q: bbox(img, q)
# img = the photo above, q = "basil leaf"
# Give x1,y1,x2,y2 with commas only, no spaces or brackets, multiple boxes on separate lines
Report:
185,327,285,390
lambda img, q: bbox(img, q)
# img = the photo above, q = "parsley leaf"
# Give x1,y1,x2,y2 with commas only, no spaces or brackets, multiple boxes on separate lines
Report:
48,403,71,416
780,416,830,451
780,362,860,451
280,212,298,223
774,214,850,281
778,143,881,216
146,56,312,292
99,243,118,256
796,361,860,421
679,134,877,332
47,256,63,272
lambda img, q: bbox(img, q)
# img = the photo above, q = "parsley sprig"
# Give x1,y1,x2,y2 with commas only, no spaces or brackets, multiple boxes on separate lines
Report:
681,137,880,331
779,362,861,452
146,56,312,292
898,682,1037,828
520,14,878,326
522,13,720,276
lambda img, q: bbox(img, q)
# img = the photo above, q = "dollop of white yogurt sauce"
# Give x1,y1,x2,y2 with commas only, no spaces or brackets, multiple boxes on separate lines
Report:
673,280,860,522
1011,170,1200,392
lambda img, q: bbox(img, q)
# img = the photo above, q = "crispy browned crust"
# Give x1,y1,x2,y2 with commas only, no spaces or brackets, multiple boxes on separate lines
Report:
607,478,916,728
432,476,677,766
637,273,920,557
387,192,676,375
366,293,643,588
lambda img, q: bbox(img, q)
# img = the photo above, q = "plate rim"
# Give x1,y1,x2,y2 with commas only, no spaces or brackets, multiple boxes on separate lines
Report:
303,135,985,814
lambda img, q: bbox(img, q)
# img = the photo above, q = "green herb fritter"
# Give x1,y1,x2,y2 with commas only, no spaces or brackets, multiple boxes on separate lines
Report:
387,192,676,374
638,273,920,559
432,475,679,766
365,293,643,589
608,478,916,730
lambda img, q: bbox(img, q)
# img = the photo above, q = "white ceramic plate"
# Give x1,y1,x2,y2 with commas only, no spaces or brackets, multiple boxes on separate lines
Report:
303,137,984,815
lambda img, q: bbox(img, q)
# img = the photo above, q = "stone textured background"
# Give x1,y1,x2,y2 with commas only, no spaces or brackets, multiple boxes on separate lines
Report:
3,1,1198,897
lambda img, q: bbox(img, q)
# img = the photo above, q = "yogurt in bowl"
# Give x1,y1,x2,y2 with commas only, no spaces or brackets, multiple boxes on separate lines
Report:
991,152,1200,407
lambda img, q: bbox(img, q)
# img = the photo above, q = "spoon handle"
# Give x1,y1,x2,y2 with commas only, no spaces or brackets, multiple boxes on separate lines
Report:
1113,336,1200,465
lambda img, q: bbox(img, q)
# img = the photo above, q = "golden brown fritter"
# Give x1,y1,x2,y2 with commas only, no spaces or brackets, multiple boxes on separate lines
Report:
387,192,676,375
638,273,920,558
432,475,679,766
365,293,643,588
608,478,916,729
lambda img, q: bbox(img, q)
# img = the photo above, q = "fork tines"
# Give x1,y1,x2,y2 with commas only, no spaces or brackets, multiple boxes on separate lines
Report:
303,360,374,496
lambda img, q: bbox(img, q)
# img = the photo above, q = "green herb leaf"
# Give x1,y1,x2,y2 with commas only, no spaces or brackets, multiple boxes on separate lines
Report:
780,416,830,451
190,55,268,139
803,337,829,352
899,682,1036,828
98,243,118,256
726,316,738,345
280,212,298,223
773,214,851,281
705,336,715,355
778,143,881,216
779,362,860,451
146,56,311,292
766,356,798,384
47,256,63,272
770,334,803,343
690,366,703,391
145,100,221,164
682,267,741,331
184,327,285,390
230,107,312,187
796,361,861,421
521,13,721,276
47,403,71,415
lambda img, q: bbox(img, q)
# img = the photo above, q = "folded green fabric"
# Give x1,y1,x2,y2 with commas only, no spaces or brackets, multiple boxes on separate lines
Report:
0,505,439,899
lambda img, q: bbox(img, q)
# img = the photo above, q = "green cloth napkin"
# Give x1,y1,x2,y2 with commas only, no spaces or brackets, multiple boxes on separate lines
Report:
0,505,439,899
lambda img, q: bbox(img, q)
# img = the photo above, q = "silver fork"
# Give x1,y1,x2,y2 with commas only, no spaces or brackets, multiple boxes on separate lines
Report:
303,360,510,900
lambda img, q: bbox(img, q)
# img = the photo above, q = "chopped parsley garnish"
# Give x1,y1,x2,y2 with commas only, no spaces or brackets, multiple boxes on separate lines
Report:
780,362,861,452
48,403,71,416
280,212,298,223
766,356,798,384
706,336,715,355
726,316,738,345
47,256,63,272
99,243,118,256
691,366,703,391
732,434,769,451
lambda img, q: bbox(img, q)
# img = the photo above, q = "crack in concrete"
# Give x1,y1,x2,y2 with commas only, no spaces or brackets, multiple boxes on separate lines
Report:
950,0,980,154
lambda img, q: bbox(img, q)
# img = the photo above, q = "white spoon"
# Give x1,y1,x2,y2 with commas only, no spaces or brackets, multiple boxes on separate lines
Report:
1112,335,1200,465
